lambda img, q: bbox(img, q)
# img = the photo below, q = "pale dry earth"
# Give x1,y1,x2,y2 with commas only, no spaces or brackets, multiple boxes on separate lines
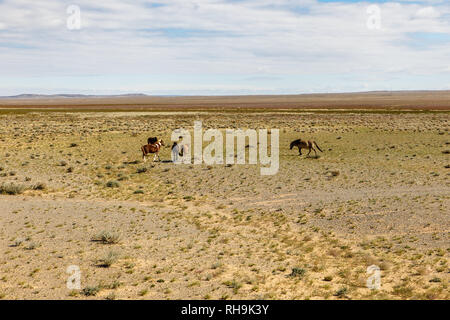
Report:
0,110,448,299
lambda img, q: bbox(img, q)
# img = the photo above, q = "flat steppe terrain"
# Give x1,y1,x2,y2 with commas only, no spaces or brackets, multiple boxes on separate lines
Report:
0,96,448,299
1,90,450,110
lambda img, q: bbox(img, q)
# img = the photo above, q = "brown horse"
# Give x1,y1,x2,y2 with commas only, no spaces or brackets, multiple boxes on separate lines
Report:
142,139,165,162
290,139,323,157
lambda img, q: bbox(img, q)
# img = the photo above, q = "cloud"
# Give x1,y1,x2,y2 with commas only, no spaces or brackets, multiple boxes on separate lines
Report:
0,0,449,94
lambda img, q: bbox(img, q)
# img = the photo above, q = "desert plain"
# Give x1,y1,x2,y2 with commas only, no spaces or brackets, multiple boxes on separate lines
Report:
0,93,448,300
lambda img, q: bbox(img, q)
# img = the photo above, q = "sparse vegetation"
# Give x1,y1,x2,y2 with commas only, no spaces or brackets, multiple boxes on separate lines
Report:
0,108,447,300
92,231,121,244
97,251,119,268
0,183,27,195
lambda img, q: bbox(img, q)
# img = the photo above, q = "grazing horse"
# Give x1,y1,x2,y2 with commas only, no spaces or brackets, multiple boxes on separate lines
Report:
142,139,165,162
290,139,323,157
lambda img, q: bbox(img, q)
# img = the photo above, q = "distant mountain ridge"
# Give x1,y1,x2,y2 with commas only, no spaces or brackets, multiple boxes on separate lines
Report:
0,93,149,99
1,90,449,99
0,90,449,110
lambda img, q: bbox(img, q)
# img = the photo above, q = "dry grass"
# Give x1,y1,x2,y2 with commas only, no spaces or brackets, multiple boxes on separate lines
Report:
0,108,448,300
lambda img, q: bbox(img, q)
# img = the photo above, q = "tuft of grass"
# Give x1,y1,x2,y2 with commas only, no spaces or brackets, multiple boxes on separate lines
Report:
25,242,38,250
334,287,348,297
0,183,27,195
92,231,121,244
136,167,147,174
31,182,46,191
105,293,116,300
392,285,413,298
97,251,119,268
288,267,306,278
11,238,24,247
81,286,100,297
106,181,120,188
223,280,242,294
139,289,149,296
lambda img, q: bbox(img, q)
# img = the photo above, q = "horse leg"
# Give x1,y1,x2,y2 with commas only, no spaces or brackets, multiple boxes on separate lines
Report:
298,147,302,156
313,147,317,157
157,152,161,162
307,147,312,156
143,155,146,163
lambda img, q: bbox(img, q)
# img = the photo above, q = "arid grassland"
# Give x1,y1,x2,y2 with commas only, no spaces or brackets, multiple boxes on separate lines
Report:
0,110,448,300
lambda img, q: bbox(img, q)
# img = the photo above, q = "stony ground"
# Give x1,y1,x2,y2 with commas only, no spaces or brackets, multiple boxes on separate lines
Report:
0,110,448,299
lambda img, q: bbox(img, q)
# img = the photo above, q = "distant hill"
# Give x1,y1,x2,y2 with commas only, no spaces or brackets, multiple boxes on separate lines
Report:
0,93,148,99
0,91,449,110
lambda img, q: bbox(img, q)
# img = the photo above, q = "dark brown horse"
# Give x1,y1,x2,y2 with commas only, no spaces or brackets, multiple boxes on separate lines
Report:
148,137,158,145
142,139,165,162
290,139,323,157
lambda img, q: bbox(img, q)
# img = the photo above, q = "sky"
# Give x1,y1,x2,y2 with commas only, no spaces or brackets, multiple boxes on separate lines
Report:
0,0,449,96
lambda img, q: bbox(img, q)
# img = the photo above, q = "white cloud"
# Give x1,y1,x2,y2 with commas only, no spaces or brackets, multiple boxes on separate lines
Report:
0,0,449,94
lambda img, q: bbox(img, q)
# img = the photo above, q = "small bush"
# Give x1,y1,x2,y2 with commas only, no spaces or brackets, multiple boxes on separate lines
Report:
334,287,348,297
81,286,100,296
25,242,38,250
106,181,120,188
92,231,120,244
97,251,119,268
289,267,306,278
0,183,27,195
223,280,242,294
136,167,147,174
11,238,24,247
31,182,46,191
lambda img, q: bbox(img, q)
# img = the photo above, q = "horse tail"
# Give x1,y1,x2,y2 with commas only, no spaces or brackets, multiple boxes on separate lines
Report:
314,141,323,152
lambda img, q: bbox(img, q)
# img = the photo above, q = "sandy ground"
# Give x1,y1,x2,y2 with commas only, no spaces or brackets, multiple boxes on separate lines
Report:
0,110,448,300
